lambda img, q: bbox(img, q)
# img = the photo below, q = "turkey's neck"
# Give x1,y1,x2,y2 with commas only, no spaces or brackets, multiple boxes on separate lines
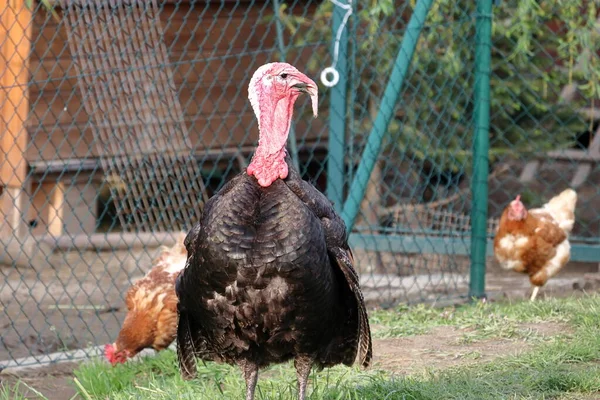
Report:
247,95,297,186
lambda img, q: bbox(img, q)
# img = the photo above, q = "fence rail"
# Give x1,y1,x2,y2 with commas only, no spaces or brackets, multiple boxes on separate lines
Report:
1,0,599,368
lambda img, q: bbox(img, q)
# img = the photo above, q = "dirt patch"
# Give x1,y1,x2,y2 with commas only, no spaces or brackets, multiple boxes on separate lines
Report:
0,248,158,363
557,393,600,400
372,322,567,374
0,363,78,400
0,321,569,398
1,244,598,365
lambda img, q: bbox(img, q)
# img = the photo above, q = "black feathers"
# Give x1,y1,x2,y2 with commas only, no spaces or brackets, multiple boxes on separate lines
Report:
176,308,197,380
331,247,373,368
176,157,372,381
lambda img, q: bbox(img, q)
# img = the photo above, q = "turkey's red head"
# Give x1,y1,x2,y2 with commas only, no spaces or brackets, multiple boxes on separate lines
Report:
507,194,528,221
247,62,318,187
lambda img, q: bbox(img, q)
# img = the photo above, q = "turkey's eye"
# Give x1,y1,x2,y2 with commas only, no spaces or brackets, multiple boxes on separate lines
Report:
280,73,288,79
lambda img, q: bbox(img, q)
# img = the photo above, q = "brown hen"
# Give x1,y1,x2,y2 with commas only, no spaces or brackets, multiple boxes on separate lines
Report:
105,233,187,364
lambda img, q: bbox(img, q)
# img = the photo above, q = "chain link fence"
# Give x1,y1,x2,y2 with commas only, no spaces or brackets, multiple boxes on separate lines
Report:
0,0,598,367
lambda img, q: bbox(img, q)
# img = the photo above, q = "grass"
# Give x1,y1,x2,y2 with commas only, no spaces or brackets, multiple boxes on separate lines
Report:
38,295,600,399
0,381,52,400
369,296,578,340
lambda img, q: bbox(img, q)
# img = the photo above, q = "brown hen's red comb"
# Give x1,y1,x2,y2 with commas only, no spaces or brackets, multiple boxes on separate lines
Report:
104,343,115,362
104,343,128,365
515,194,521,202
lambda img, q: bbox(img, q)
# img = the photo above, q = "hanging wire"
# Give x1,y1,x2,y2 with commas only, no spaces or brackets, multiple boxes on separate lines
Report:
320,0,353,87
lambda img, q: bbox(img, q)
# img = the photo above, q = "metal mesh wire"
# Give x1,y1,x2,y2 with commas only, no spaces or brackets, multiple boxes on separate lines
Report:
0,0,598,368
61,0,209,232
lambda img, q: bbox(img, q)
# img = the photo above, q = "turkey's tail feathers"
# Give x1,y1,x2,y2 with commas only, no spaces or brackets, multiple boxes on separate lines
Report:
333,248,373,368
176,308,197,380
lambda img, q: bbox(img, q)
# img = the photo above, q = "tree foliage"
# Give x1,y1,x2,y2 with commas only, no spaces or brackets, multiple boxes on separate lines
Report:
277,0,600,172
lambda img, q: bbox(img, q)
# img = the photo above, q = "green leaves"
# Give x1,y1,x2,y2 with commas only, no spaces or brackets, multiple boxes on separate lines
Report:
276,0,597,166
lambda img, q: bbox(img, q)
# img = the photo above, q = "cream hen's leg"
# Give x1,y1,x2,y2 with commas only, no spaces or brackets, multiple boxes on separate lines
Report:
530,286,540,302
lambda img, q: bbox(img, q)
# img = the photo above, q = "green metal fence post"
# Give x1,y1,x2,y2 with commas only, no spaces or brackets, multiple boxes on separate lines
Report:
272,0,300,171
341,0,434,233
469,0,493,299
326,0,349,213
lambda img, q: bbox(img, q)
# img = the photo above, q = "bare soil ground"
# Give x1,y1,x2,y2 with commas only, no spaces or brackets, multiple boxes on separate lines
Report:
2,246,596,364
372,322,567,374
0,363,78,400
1,245,598,399
0,321,570,400
0,249,159,362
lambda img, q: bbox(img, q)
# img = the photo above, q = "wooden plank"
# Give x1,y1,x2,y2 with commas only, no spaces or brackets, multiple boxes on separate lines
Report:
29,180,65,236
519,160,539,183
28,84,253,126
521,126,600,186
0,187,26,237
26,125,99,161
26,112,327,161
27,139,328,175
27,3,319,91
545,149,600,162
571,164,593,188
571,126,600,187
0,0,33,237
46,181,65,236
28,4,277,64
0,0,32,187
25,0,322,166
50,0,269,7
349,234,600,263
27,54,277,93
29,81,321,127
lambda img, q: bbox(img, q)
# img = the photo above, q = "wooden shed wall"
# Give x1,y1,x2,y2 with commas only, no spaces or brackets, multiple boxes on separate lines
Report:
26,2,324,164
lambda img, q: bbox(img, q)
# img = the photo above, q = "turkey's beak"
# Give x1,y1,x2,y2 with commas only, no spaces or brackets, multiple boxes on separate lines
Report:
291,75,318,118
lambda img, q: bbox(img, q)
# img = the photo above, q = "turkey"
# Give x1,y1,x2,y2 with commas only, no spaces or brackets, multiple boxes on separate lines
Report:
176,62,372,400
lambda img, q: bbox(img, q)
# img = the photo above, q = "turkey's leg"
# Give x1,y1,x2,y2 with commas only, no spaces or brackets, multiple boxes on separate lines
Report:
240,360,259,400
294,355,313,400
530,286,540,302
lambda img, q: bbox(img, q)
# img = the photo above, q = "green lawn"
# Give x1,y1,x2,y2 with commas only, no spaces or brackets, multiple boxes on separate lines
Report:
7,295,600,400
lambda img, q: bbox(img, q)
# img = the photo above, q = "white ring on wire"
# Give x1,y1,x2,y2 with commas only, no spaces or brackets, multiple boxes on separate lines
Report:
320,67,340,87
320,0,352,88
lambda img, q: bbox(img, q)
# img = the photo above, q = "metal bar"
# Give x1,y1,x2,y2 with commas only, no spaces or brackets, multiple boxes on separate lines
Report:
349,234,600,263
341,0,434,232
272,0,300,172
326,0,349,213
469,0,493,300
347,0,358,192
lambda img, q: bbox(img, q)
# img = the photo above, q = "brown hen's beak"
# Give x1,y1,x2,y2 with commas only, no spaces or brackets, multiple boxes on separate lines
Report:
291,76,318,118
